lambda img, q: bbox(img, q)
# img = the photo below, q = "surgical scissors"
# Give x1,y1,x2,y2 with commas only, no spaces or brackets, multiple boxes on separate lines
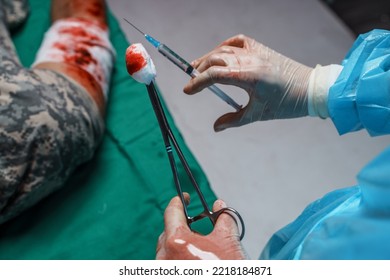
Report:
146,81,245,240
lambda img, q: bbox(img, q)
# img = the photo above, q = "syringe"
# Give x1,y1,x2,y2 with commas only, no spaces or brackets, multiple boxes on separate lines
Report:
124,19,242,111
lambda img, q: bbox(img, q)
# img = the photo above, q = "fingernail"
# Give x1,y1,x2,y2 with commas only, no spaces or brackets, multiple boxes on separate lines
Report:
183,87,194,95
183,192,190,205
214,125,225,132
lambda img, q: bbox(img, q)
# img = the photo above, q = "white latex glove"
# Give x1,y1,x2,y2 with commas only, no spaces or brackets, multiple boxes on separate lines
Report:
184,34,313,131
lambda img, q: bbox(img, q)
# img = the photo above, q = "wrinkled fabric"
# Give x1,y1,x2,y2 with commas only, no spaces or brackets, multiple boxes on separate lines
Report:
328,29,390,136
261,146,390,260
261,30,390,260
0,0,29,30
0,19,104,224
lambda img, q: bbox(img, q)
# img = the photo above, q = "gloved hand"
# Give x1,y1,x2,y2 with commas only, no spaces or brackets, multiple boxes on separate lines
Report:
184,34,313,131
156,193,248,260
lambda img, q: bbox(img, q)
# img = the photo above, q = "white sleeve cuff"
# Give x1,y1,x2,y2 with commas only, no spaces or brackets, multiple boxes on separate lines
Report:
307,64,343,119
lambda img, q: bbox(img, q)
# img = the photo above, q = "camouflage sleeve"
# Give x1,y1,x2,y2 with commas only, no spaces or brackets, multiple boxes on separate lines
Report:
0,21,105,224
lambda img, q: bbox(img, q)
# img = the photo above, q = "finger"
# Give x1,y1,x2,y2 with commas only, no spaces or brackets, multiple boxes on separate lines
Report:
195,54,228,73
212,199,239,236
184,66,241,95
156,231,166,257
197,52,248,74
217,34,250,49
182,192,190,205
193,47,239,71
213,109,248,132
190,34,251,69
191,45,237,69
164,193,190,237
212,199,226,212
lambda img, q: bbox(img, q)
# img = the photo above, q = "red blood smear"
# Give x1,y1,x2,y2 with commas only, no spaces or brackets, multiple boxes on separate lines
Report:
68,46,97,66
67,17,107,30
62,64,105,115
53,25,102,71
59,26,100,42
54,43,98,67
125,46,147,75
53,42,67,51
71,0,106,28
86,2,105,18
52,24,105,91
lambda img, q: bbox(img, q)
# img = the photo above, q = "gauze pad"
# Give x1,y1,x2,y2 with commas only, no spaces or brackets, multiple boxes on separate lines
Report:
125,43,156,85
33,18,115,99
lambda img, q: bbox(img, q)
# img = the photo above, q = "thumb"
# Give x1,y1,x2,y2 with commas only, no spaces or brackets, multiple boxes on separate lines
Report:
212,199,240,237
164,193,191,237
214,110,246,132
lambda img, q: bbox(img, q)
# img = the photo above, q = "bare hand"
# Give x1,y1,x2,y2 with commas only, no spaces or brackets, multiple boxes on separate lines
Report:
156,194,247,260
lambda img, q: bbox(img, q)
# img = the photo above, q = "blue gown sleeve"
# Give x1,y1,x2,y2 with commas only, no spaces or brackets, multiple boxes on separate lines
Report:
260,145,390,260
328,29,390,136
260,30,390,260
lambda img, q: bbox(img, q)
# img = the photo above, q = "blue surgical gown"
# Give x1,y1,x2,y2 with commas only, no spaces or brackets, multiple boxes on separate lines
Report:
260,29,390,260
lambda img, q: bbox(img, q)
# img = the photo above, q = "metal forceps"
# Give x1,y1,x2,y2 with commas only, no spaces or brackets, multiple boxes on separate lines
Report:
146,82,245,240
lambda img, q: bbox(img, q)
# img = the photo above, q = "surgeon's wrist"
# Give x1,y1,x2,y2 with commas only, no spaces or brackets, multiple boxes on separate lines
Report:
307,64,343,119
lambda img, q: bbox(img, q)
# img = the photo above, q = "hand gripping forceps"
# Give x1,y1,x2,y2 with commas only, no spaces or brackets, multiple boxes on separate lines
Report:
146,82,245,240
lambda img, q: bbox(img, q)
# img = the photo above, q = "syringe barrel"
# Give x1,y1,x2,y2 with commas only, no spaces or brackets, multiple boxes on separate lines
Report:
157,44,194,75
158,44,242,111
191,69,242,111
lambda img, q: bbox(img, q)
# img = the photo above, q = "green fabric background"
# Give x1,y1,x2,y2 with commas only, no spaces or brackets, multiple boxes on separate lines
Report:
0,0,216,259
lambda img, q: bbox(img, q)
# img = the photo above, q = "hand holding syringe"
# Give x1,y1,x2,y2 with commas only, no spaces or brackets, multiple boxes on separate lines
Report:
124,19,242,111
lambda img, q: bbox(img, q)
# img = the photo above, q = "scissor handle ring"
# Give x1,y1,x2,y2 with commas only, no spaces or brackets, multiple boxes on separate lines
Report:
213,207,245,241
188,207,245,241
